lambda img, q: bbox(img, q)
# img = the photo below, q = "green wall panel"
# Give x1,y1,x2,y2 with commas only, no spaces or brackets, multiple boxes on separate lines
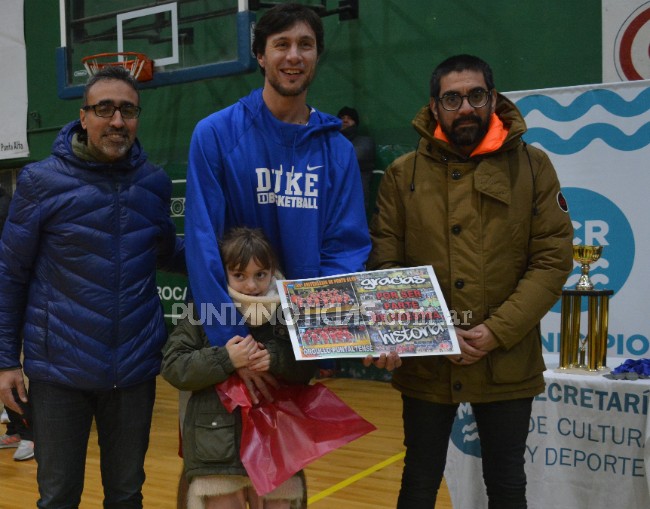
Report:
11,0,601,171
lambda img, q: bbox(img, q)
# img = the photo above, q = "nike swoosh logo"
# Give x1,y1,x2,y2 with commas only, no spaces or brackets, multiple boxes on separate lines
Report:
306,164,323,171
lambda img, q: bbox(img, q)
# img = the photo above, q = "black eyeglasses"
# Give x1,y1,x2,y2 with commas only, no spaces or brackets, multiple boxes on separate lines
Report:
83,103,142,119
437,88,492,111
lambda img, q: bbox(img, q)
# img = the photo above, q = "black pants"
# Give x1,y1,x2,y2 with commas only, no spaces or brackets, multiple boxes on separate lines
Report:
30,379,156,509
397,395,533,509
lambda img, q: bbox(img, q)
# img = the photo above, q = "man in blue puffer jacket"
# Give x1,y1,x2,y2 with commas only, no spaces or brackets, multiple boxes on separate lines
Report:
0,66,184,508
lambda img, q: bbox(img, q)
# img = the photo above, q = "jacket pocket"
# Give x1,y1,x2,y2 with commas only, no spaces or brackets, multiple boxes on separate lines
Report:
194,411,236,463
487,327,545,384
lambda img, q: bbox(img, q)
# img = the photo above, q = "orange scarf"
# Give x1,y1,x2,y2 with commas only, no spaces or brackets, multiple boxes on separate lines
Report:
434,113,508,157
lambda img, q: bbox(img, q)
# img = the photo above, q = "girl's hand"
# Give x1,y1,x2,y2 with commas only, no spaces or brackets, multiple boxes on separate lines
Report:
225,335,256,369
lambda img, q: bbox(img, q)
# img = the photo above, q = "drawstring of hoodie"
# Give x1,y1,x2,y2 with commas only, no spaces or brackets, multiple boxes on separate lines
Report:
410,147,419,192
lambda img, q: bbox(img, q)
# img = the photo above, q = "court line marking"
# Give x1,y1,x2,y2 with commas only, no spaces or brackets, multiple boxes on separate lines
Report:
307,450,405,505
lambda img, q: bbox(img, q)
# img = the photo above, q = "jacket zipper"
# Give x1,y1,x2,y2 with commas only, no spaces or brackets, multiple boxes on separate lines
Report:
113,179,121,388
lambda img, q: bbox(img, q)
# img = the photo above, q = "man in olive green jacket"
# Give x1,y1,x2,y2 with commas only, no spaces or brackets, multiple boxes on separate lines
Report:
368,55,573,509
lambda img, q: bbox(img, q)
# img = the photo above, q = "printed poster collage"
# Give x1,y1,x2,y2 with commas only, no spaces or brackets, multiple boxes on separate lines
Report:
276,265,460,361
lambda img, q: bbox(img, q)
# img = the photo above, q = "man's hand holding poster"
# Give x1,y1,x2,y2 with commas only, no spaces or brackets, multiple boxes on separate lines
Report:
277,266,460,360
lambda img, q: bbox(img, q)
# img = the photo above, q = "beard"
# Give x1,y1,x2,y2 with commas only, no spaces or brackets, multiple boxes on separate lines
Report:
87,128,134,162
266,68,316,97
440,112,491,148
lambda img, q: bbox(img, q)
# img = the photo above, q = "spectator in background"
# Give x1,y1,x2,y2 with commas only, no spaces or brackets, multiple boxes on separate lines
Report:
0,390,34,461
0,187,34,462
338,106,376,212
0,186,10,232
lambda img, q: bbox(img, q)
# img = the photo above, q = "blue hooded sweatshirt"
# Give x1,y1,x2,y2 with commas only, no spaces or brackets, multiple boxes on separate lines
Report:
185,88,370,346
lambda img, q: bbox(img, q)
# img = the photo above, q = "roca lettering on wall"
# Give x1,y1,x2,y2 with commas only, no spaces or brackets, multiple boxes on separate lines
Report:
157,285,187,302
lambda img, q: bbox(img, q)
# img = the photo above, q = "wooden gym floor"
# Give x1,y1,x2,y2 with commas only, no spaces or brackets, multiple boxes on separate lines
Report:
1,377,452,508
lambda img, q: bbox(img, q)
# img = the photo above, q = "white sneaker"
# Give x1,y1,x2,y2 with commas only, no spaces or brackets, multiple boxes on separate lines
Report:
0,409,8,424
0,433,21,448
13,439,34,461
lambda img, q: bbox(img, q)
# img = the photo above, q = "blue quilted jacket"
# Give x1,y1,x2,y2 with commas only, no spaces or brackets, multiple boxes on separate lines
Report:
0,120,184,390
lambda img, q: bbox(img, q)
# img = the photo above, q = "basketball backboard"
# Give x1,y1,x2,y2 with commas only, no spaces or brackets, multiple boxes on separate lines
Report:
57,0,257,99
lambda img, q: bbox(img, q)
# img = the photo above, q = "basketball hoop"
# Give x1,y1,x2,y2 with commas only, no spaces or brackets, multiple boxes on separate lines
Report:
81,52,154,82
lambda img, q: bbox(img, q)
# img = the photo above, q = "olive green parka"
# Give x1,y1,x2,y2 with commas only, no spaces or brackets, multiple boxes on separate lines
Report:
368,94,573,404
161,290,316,481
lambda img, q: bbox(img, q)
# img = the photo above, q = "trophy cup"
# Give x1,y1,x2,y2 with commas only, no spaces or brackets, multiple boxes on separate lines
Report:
573,245,603,291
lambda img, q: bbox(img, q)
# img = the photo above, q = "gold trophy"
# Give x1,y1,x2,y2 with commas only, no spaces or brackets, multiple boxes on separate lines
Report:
573,245,603,291
558,244,611,372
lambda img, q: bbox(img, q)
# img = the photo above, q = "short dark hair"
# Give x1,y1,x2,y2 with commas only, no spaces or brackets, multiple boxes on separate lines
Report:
220,227,278,273
337,106,359,126
252,3,324,74
430,54,495,99
83,66,140,106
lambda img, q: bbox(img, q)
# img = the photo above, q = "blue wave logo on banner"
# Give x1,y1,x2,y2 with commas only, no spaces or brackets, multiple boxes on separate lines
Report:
450,405,481,458
517,88,650,119
514,88,650,154
525,124,650,154
551,187,635,313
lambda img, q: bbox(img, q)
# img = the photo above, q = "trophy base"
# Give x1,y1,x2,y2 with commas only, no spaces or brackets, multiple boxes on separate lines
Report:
559,288,613,373
554,365,611,376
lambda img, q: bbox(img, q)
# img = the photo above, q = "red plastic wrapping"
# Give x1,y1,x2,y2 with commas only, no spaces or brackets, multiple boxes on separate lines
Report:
216,376,376,495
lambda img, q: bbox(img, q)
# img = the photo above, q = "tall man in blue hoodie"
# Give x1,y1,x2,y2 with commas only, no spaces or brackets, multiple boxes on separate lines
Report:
184,3,400,399
0,66,184,508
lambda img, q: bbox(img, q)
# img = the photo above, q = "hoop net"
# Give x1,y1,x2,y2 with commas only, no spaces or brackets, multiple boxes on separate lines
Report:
81,52,154,82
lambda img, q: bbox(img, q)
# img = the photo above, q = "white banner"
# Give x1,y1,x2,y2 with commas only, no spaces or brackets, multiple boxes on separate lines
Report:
504,80,650,360
603,0,650,81
0,0,29,160
445,366,650,509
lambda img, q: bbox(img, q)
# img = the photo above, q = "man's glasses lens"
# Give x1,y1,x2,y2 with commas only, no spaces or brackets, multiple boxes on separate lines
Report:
85,104,141,119
440,89,490,111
